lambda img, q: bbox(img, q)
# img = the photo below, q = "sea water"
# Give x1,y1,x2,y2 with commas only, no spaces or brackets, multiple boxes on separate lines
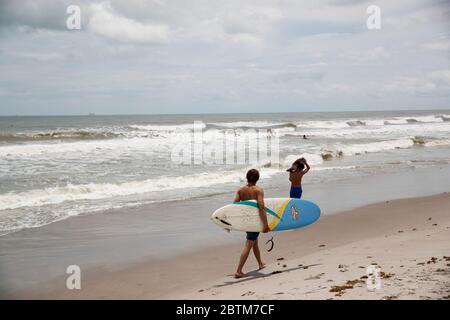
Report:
1,110,450,235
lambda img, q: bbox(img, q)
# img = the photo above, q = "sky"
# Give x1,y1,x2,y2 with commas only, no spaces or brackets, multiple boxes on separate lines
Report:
0,0,449,115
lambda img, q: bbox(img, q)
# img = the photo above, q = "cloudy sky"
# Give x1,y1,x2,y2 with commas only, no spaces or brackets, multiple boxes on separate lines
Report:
0,0,449,115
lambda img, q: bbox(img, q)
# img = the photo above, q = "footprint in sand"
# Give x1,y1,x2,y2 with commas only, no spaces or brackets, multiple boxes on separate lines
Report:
427,257,438,264
305,273,325,280
383,295,399,300
338,264,349,272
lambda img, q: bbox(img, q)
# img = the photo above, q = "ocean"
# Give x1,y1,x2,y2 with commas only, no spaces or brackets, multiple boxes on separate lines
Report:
1,110,450,235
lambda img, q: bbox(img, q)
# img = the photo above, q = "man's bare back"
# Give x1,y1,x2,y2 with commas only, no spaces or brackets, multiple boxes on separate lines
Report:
289,171,305,187
288,158,310,188
234,184,269,234
235,185,263,202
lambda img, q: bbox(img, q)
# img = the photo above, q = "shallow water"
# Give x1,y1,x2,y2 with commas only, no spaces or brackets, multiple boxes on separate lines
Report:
1,163,450,296
0,110,450,234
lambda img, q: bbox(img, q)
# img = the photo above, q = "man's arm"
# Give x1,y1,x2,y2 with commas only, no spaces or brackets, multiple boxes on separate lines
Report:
257,189,270,233
302,160,310,174
233,190,241,202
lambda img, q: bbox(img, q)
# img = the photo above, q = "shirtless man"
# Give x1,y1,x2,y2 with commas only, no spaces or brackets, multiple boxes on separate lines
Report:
287,157,310,198
233,169,270,278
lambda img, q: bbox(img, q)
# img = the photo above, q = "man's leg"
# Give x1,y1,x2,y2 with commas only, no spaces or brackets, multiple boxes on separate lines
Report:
252,239,266,269
235,240,254,278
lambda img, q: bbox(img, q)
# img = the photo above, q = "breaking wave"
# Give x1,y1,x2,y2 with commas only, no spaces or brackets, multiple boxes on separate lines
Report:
0,130,120,142
319,137,450,159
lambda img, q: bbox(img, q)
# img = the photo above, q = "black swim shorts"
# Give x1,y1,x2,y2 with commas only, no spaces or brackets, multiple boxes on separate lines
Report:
246,232,259,241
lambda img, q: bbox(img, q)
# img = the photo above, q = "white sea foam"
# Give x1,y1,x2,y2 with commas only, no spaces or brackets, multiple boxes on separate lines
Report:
313,165,357,171
423,138,450,147
2,112,450,234
295,115,444,130
208,121,295,129
128,123,206,131
0,168,281,211
364,119,386,126
0,135,178,158
334,138,415,156
298,122,450,139
315,138,424,159
384,119,409,125
296,120,350,129
282,153,324,166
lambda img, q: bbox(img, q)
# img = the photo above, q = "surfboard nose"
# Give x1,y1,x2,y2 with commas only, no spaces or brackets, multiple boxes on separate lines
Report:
211,210,232,228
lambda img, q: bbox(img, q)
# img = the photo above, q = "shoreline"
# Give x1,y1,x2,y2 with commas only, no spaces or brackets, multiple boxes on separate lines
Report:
2,164,450,299
13,192,450,299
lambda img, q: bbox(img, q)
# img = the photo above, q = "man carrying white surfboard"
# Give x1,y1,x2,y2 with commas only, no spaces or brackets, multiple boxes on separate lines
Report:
233,169,270,278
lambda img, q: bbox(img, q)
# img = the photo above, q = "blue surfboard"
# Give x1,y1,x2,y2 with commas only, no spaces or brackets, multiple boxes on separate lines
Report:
211,198,321,232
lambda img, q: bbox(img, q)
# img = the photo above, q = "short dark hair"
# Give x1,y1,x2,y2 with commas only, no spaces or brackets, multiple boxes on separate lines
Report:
287,158,305,172
296,162,305,170
246,169,260,184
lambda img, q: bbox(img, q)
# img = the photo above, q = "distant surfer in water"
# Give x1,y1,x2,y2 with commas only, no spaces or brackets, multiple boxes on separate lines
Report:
287,157,310,199
233,169,270,278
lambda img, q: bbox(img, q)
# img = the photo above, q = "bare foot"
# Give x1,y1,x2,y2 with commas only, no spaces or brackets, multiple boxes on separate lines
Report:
258,263,266,270
234,272,246,279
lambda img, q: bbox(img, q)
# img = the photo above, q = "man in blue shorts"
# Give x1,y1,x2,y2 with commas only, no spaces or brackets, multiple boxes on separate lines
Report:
287,157,310,198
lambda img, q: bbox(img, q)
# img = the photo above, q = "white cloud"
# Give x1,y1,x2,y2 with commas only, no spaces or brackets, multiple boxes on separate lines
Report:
421,36,450,51
383,77,437,94
87,2,170,44
1,0,449,114
342,47,390,63
17,52,65,62
428,69,450,85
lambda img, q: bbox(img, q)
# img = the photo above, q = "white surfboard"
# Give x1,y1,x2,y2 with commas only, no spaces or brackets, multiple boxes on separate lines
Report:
211,198,320,232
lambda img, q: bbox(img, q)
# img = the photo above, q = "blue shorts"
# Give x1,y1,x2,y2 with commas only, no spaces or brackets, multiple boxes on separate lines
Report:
290,185,303,198
246,232,259,241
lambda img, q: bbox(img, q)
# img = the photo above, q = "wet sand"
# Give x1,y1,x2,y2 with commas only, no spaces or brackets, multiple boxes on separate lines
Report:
16,193,450,299
2,164,450,299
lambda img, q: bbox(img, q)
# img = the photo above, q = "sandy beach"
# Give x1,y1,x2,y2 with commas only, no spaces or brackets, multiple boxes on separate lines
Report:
184,193,450,300
2,0,450,304
14,192,449,300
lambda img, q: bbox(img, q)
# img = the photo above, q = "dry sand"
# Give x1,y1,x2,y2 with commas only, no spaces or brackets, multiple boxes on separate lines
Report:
26,193,450,300
172,193,450,300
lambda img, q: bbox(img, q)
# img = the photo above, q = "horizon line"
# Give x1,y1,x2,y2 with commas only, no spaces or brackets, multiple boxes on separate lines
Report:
1,107,449,117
